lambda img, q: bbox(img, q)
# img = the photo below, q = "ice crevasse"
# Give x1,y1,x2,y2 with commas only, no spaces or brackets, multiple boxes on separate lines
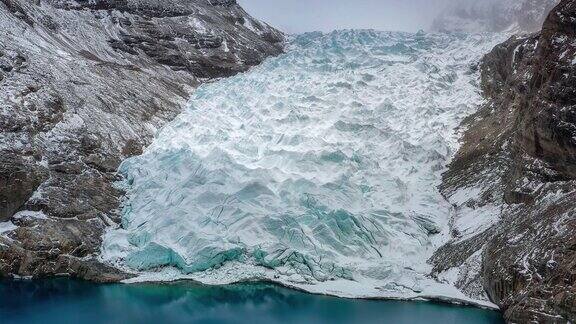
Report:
101,30,504,305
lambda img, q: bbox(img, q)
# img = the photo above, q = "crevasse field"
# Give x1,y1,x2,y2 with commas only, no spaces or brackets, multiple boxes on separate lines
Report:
102,30,503,305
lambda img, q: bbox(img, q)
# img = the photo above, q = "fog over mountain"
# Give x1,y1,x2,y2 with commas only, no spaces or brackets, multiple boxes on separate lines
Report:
238,0,452,33
239,0,559,33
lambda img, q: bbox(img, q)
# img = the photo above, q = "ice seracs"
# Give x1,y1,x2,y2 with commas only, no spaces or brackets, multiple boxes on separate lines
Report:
101,30,505,306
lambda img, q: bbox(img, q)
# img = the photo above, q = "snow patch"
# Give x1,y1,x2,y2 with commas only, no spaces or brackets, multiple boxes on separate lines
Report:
189,17,208,34
0,221,17,234
243,18,260,35
12,210,48,220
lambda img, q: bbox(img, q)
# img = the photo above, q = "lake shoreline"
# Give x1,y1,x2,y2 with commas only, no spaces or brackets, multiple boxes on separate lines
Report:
1,277,505,323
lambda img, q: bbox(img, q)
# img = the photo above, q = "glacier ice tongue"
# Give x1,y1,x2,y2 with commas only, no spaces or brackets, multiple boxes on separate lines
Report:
101,30,504,304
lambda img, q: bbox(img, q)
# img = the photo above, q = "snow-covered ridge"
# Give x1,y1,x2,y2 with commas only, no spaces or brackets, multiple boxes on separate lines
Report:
101,30,505,305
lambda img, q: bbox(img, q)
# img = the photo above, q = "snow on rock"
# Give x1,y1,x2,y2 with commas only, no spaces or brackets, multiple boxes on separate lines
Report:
101,30,505,305
432,1,576,320
0,221,17,235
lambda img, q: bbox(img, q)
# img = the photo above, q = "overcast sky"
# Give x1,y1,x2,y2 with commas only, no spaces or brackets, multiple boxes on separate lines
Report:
238,0,453,34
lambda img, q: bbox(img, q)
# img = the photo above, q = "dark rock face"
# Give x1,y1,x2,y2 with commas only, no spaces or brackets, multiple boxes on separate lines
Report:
432,0,576,322
0,0,283,281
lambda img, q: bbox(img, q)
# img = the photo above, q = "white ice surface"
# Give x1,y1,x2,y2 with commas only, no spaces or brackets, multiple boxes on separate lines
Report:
101,30,505,307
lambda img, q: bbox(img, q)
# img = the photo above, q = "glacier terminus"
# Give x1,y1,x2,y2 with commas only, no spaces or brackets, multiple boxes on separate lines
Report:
101,30,506,307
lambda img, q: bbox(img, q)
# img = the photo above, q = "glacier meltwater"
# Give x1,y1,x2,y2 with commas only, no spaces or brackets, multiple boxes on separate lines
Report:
102,30,503,305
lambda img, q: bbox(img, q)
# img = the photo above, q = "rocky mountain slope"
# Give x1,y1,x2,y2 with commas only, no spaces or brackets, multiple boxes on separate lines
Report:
432,0,576,322
0,0,283,281
432,0,560,33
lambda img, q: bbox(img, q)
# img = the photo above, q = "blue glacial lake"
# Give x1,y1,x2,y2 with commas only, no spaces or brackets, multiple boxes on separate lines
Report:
0,279,504,324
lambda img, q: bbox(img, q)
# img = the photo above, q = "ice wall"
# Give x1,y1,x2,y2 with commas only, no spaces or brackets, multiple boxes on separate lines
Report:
102,30,503,304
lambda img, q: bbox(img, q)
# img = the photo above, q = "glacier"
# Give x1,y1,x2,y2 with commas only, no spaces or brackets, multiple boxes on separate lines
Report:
101,30,505,306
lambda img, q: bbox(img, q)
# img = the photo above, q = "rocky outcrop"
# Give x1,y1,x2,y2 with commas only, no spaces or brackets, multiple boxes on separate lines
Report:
432,0,576,322
0,0,283,281
432,0,560,33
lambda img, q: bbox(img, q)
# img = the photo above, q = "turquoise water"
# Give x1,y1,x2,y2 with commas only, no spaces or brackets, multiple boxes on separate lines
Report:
0,279,503,324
